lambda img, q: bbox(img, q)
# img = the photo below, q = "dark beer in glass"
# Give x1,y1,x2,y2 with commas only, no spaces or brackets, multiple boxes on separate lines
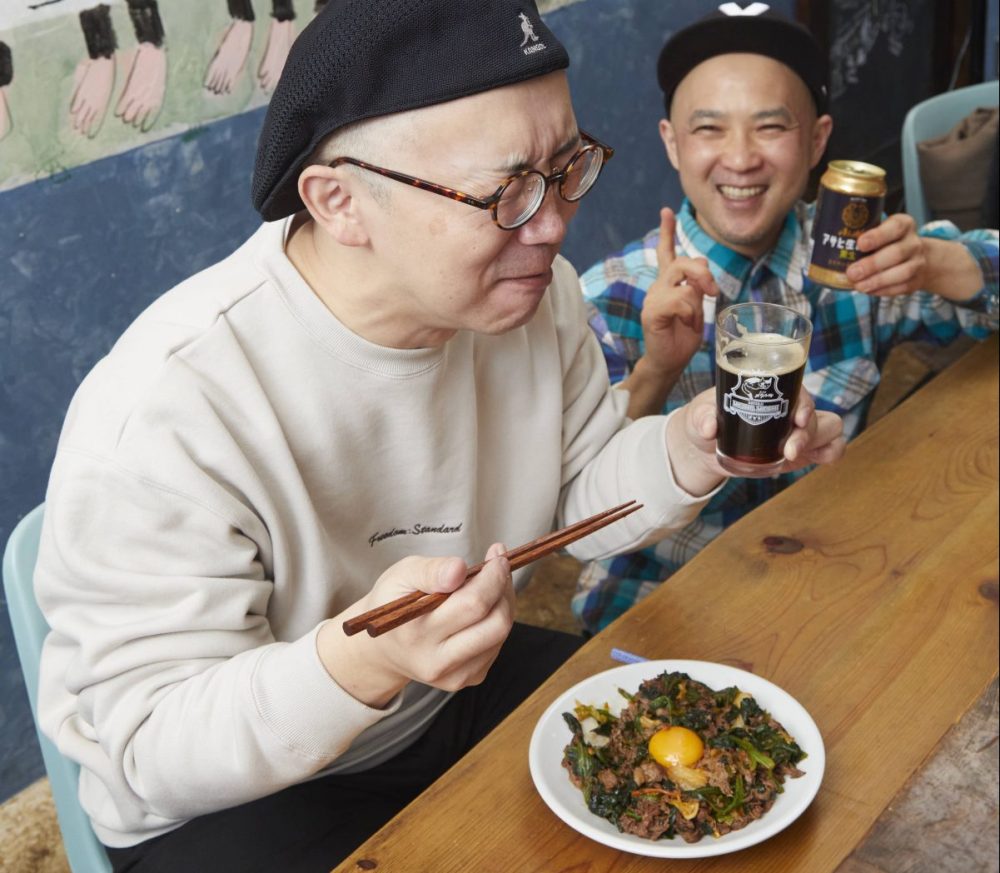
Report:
715,303,812,477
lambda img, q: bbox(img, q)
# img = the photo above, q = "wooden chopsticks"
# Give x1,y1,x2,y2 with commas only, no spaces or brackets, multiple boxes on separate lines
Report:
342,499,643,637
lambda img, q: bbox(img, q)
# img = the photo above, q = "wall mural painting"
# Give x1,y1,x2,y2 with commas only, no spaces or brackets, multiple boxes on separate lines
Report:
0,0,328,190
0,39,11,141
0,0,584,191
70,2,167,137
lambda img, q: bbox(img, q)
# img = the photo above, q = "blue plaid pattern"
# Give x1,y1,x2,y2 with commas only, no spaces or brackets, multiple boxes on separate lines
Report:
574,198,999,633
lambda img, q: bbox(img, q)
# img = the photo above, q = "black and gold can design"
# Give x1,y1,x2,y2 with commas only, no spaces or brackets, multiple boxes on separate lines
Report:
808,160,887,288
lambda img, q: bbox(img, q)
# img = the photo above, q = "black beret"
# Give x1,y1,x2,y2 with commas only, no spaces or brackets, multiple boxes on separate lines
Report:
657,7,828,118
252,0,570,221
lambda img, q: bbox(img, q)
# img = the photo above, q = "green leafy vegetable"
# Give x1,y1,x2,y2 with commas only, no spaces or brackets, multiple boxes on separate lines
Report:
559,671,806,844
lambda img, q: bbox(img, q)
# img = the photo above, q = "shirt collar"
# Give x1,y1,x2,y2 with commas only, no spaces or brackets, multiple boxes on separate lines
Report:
770,204,809,294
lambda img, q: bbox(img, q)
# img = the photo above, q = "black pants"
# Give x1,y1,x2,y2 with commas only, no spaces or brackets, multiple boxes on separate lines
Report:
106,623,583,873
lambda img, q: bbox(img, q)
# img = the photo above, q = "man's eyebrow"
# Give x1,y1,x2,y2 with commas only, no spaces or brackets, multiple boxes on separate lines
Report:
686,107,796,124
752,107,796,123
497,131,581,174
686,109,725,125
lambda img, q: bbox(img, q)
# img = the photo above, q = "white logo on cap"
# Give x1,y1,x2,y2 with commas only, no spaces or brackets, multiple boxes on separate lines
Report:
518,12,547,55
718,2,770,15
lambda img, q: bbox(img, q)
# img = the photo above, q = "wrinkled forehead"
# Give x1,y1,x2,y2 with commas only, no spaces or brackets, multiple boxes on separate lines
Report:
672,53,816,120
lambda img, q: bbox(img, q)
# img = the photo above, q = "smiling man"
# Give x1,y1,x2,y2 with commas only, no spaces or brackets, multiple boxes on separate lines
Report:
572,6,999,635
663,52,829,260
32,2,845,870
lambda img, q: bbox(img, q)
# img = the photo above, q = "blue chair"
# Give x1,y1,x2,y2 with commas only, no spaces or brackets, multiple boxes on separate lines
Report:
2,505,113,873
901,79,1000,226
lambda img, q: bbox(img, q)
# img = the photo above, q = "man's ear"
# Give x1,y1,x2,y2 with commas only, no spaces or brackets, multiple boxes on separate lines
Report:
810,114,834,169
659,119,681,171
297,165,370,246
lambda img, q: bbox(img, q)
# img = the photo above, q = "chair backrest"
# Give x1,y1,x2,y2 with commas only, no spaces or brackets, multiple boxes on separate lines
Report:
2,505,113,873
901,80,1000,226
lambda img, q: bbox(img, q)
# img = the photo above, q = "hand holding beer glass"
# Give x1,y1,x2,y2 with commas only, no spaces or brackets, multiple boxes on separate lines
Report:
715,303,812,477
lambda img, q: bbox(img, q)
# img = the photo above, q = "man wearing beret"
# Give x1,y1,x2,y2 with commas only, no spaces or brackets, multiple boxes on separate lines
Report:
33,2,844,869
573,5,999,634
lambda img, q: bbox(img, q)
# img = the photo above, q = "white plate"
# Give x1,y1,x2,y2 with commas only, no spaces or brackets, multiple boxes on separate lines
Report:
528,659,824,858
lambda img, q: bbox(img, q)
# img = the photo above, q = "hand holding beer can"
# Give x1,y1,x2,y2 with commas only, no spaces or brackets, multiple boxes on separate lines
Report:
808,160,887,288
715,302,812,478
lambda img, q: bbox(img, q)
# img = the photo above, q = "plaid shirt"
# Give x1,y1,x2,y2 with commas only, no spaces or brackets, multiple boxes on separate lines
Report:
574,198,999,633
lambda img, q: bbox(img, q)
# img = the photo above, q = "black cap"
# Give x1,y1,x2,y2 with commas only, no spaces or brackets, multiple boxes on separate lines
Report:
657,6,828,117
252,0,570,221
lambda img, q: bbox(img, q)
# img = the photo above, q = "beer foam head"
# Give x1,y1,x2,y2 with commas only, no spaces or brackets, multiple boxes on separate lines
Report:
717,332,808,376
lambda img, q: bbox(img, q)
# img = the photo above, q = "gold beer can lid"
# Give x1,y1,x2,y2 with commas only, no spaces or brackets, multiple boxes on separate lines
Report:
823,160,887,197
828,159,886,180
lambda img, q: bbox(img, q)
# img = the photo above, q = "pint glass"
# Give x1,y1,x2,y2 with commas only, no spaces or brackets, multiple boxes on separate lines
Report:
715,302,812,477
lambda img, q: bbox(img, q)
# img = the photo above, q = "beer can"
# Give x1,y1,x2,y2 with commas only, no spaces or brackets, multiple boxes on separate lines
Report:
807,160,887,288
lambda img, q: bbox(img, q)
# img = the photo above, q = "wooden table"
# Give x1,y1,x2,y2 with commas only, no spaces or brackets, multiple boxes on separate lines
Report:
335,336,999,873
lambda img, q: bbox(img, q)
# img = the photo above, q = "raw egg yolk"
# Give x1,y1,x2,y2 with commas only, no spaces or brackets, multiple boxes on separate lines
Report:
648,726,704,767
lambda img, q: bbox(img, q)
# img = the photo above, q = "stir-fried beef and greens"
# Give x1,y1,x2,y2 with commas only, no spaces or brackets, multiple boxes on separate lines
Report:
561,670,806,842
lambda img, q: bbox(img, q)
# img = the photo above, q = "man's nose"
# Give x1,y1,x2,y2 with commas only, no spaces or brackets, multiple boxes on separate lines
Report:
720,130,763,172
515,185,570,246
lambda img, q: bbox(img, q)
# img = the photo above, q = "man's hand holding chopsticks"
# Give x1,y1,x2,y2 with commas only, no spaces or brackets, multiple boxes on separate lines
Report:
666,387,847,496
318,543,515,709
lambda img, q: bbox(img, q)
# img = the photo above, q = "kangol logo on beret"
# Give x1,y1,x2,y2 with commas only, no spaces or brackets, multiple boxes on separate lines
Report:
518,12,547,55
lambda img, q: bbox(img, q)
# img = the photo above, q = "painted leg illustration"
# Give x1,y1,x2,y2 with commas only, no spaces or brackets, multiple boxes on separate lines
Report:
71,5,118,137
0,42,11,142
115,0,167,131
204,0,254,95
257,0,295,94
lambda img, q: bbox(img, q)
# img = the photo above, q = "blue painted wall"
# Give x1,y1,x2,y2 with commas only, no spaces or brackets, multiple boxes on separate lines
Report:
0,112,266,800
0,0,795,803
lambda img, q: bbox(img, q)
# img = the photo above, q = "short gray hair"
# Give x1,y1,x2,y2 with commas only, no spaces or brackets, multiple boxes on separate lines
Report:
308,115,410,208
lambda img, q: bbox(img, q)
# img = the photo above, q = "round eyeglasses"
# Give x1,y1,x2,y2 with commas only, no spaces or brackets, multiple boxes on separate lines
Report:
326,131,614,230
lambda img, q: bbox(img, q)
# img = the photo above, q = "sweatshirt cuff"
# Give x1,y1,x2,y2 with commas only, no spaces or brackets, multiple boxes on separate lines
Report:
250,625,402,762
640,409,728,498
628,413,724,523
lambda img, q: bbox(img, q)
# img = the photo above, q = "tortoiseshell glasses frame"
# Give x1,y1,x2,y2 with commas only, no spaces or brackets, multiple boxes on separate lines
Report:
326,130,615,230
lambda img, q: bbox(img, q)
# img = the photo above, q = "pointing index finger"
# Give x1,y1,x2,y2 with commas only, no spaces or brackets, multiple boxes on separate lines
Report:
656,207,677,268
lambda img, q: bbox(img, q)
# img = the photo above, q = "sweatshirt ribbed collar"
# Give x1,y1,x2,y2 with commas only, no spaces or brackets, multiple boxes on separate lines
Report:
257,219,447,379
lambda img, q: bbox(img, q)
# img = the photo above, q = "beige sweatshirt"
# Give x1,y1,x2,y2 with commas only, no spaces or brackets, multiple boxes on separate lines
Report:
35,218,712,846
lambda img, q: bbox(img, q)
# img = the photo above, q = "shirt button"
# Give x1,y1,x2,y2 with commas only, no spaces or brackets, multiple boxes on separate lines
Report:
834,395,844,405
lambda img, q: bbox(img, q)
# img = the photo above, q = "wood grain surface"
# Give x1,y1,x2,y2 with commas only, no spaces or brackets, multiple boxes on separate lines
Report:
335,336,999,873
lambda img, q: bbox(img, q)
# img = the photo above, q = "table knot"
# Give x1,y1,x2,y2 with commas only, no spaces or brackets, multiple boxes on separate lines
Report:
978,579,999,604
763,535,804,554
